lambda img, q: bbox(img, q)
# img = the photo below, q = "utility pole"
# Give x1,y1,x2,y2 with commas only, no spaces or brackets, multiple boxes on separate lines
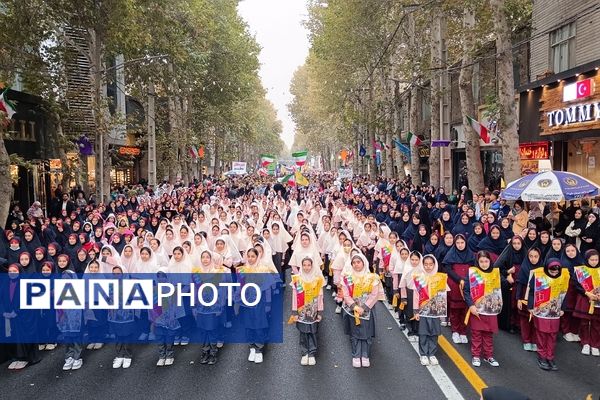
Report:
147,82,157,187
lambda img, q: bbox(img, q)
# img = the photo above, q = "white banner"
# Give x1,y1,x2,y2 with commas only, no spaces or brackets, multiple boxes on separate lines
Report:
338,167,353,179
231,161,247,175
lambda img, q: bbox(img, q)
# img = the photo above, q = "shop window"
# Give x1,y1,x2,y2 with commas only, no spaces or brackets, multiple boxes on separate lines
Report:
550,22,575,73
110,167,133,186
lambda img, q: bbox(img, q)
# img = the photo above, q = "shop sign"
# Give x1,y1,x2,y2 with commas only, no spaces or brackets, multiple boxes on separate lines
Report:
540,72,600,135
49,159,62,170
418,146,430,158
519,142,549,160
118,146,141,156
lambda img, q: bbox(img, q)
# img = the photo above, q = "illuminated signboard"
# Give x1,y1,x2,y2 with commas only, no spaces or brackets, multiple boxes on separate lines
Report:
118,146,141,156
519,142,549,160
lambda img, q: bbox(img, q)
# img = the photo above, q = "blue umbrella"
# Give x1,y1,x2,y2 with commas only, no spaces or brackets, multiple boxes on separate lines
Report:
501,171,600,202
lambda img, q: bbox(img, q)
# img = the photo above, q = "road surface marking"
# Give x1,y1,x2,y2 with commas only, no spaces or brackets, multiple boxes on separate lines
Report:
438,334,488,395
382,304,465,400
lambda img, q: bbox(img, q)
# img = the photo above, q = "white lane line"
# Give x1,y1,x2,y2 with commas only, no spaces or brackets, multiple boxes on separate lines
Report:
382,303,465,400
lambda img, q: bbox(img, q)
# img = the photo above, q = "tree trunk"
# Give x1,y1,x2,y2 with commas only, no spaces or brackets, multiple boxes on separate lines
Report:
393,81,406,180
409,87,420,183
213,131,221,177
147,82,157,187
490,0,521,184
0,136,12,228
459,8,485,194
367,80,376,180
429,7,442,189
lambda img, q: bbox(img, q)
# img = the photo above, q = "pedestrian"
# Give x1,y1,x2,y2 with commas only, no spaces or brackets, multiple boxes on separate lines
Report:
528,259,570,371
56,254,84,371
290,257,324,366
464,251,503,368
399,251,423,341
411,254,448,366
573,249,600,357
516,247,543,352
151,268,183,366
109,265,135,369
341,253,381,368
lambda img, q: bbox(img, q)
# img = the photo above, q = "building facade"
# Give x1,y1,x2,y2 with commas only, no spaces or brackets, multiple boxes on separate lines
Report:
519,0,600,184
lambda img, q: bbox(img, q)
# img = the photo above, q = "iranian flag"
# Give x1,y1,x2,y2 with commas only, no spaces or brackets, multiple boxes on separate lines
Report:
0,90,16,119
467,116,491,144
407,131,422,147
279,173,296,186
260,154,275,167
292,150,308,166
295,281,305,309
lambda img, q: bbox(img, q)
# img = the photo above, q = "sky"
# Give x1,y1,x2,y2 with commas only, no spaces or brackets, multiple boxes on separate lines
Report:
238,0,310,149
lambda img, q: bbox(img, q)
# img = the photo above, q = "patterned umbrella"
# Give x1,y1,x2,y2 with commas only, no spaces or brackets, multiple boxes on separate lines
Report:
501,171,600,202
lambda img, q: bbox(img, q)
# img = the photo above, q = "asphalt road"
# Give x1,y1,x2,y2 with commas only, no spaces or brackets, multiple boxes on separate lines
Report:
1,286,598,400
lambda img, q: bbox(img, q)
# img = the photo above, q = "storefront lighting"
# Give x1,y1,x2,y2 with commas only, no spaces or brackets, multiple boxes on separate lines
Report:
575,73,580,77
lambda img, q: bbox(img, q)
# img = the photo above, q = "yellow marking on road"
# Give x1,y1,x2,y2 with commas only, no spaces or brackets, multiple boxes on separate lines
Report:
438,335,488,396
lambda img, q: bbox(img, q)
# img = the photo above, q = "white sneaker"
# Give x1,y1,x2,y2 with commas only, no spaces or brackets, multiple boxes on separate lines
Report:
472,357,481,367
429,356,439,365
308,357,316,366
582,344,591,355
591,347,600,356
563,333,576,342
138,333,148,341
86,343,95,350
409,335,419,342
301,355,308,365
94,343,103,350
331,291,336,298
460,335,469,344
62,357,74,371
180,337,189,346
164,357,174,366
174,338,181,346
122,358,131,369
523,343,532,351
8,361,19,370
530,343,537,352
452,332,460,344
217,342,224,348
45,344,56,350
335,305,342,314
71,359,83,370
113,357,124,369
157,358,165,367
420,356,430,366
39,345,46,351
326,285,332,290
254,353,263,364
13,361,28,370
572,334,581,342
248,348,256,362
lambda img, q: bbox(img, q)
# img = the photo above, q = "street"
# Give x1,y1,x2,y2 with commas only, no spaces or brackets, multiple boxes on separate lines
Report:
1,286,598,400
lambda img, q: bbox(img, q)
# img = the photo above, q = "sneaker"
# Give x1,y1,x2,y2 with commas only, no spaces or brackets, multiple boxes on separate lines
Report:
335,305,342,314
112,357,124,369
46,344,56,350
485,357,500,367
157,358,165,367
352,358,361,368
331,291,337,298
429,356,439,365
301,355,308,365
472,357,481,367
523,343,532,351
572,334,581,342
39,345,46,351
452,332,460,344
14,361,28,370
592,347,600,356
217,342,224,349
248,348,256,362
361,357,370,367
326,284,332,290
138,333,148,341
420,356,430,366
174,337,181,346
200,351,210,364
537,357,550,371
122,358,131,369
460,335,469,344
148,333,156,341
164,358,174,366
180,337,189,346
530,344,537,352
254,352,263,364
409,335,419,342
582,344,591,355
563,333,576,342
547,359,558,371
71,359,83,370
94,343,103,350
441,321,448,327
86,343,95,350
207,355,216,365
308,357,316,366
62,357,74,371
8,361,19,370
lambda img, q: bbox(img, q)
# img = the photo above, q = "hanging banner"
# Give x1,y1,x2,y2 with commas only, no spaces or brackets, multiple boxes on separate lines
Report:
231,161,247,175
338,167,353,179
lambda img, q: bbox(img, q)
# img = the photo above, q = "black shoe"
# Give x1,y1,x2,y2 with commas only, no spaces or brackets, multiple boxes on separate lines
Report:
207,355,217,365
537,357,551,371
199,352,210,364
547,359,558,371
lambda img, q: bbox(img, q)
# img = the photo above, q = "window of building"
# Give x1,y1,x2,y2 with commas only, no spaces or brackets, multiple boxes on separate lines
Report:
550,22,576,73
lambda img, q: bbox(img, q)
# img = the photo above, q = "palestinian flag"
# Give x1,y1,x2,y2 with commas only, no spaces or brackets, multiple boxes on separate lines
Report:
0,90,16,119
260,154,275,167
407,131,422,147
467,115,491,144
292,150,308,166
469,268,486,303
279,173,295,186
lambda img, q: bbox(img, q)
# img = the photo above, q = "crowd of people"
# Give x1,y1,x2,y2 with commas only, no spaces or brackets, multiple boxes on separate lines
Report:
0,173,598,384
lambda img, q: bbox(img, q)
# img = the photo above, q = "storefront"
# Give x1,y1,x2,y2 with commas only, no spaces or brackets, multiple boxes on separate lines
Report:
519,141,551,175
519,60,600,185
